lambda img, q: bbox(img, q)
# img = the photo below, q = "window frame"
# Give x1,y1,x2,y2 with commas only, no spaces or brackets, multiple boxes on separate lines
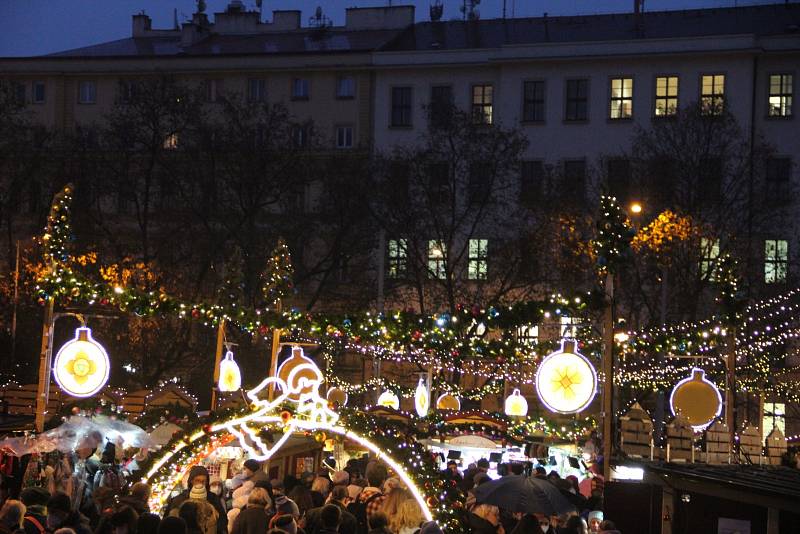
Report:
653,74,679,118
387,238,408,279
471,83,494,125
32,80,46,104
247,78,267,103
564,78,589,122
335,125,354,149
336,76,356,100
764,238,789,284
390,86,413,128
608,76,634,120
77,80,96,105
467,238,489,280
291,78,310,101
767,72,793,119
521,79,546,123
700,73,726,115
427,240,447,279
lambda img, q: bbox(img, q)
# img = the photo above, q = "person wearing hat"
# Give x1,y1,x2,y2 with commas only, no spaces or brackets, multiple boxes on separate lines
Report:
46,492,91,534
587,511,603,533
19,487,49,534
331,471,349,488
242,460,269,486
167,466,226,534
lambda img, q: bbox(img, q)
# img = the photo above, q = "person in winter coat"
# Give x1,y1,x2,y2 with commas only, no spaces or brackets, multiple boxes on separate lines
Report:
179,501,206,534
158,516,187,534
46,492,92,534
118,482,151,515
92,443,123,494
0,500,26,534
167,466,227,534
304,486,356,534
230,488,271,534
366,512,391,534
599,520,621,534
108,506,139,534
314,505,339,534
467,504,505,534
19,487,48,534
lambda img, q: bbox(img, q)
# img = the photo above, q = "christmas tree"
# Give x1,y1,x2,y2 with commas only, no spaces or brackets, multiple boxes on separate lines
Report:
261,239,294,307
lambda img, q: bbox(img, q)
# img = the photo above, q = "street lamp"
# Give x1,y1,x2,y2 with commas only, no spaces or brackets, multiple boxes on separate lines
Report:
629,201,643,215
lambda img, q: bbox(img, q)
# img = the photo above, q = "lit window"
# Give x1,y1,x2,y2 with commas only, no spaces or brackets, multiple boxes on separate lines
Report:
768,74,793,117
163,133,179,150
609,77,633,119
700,237,720,280
336,76,355,99
247,78,267,103
763,402,785,437
654,76,678,117
428,240,447,279
32,81,46,104
560,316,581,338
78,81,96,104
391,87,412,127
468,239,488,280
565,79,588,121
387,239,407,278
522,81,545,122
516,325,539,348
765,239,788,284
700,74,725,115
292,78,310,100
472,84,493,124
335,125,353,149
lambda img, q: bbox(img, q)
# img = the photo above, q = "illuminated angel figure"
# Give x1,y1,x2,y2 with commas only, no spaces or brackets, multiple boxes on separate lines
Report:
212,346,339,460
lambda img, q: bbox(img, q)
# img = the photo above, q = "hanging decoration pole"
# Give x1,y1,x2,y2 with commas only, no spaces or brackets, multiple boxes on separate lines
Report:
268,322,282,401
602,272,614,480
34,298,55,433
210,319,226,412
725,330,736,454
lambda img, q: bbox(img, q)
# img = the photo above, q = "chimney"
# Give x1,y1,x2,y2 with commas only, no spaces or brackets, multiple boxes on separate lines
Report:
345,5,415,30
633,0,644,35
132,12,152,37
271,10,301,31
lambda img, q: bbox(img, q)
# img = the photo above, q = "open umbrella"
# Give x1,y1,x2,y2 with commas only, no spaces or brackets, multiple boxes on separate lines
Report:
473,475,575,516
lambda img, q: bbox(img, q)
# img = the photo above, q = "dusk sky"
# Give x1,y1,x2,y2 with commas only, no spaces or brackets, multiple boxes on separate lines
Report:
0,0,779,57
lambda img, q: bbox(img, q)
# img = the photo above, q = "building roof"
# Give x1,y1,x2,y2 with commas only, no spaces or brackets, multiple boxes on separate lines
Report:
643,462,800,502
382,3,800,52
46,28,405,59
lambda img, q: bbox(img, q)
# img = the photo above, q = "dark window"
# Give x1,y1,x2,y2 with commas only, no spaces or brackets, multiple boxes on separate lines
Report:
647,157,675,206
32,81,45,104
78,81,96,104
248,78,267,103
766,157,792,204
336,125,353,149
607,158,631,202
698,158,723,202
13,82,25,105
118,80,138,104
468,162,491,203
391,87,413,127
520,160,544,204
565,79,588,121
336,76,355,99
292,78,309,100
471,84,493,124
388,162,410,202
522,81,545,122
563,160,586,203
204,79,223,103
292,124,311,148
428,162,449,203
430,85,453,126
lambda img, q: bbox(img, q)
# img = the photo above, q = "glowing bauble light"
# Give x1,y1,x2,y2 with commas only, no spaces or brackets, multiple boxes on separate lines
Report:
53,327,110,398
277,346,323,401
377,390,400,410
504,388,528,417
436,393,461,411
415,378,429,417
218,351,241,392
326,387,348,407
535,339,597,414
670,368,722,431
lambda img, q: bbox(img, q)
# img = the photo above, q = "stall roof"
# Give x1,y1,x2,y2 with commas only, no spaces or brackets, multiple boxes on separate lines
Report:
642,462,800,501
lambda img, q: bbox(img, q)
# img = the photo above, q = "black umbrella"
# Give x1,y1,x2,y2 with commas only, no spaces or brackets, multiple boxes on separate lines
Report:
473,475,576,516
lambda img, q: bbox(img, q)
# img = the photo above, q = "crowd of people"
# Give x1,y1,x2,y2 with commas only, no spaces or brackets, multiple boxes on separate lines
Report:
0,442,619,534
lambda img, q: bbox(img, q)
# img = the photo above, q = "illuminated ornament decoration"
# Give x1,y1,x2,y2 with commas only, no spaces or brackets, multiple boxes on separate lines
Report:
326,387,348,407
218,351,242,392
504,388,528,417
670,368,723,431
53,327,110,398
277,346,323,401
377,390,400,410
535,339,597,414
436,393,461,411
415,378,429,417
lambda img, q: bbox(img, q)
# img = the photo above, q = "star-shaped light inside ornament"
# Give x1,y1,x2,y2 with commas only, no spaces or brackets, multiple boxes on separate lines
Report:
550,364,583,400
